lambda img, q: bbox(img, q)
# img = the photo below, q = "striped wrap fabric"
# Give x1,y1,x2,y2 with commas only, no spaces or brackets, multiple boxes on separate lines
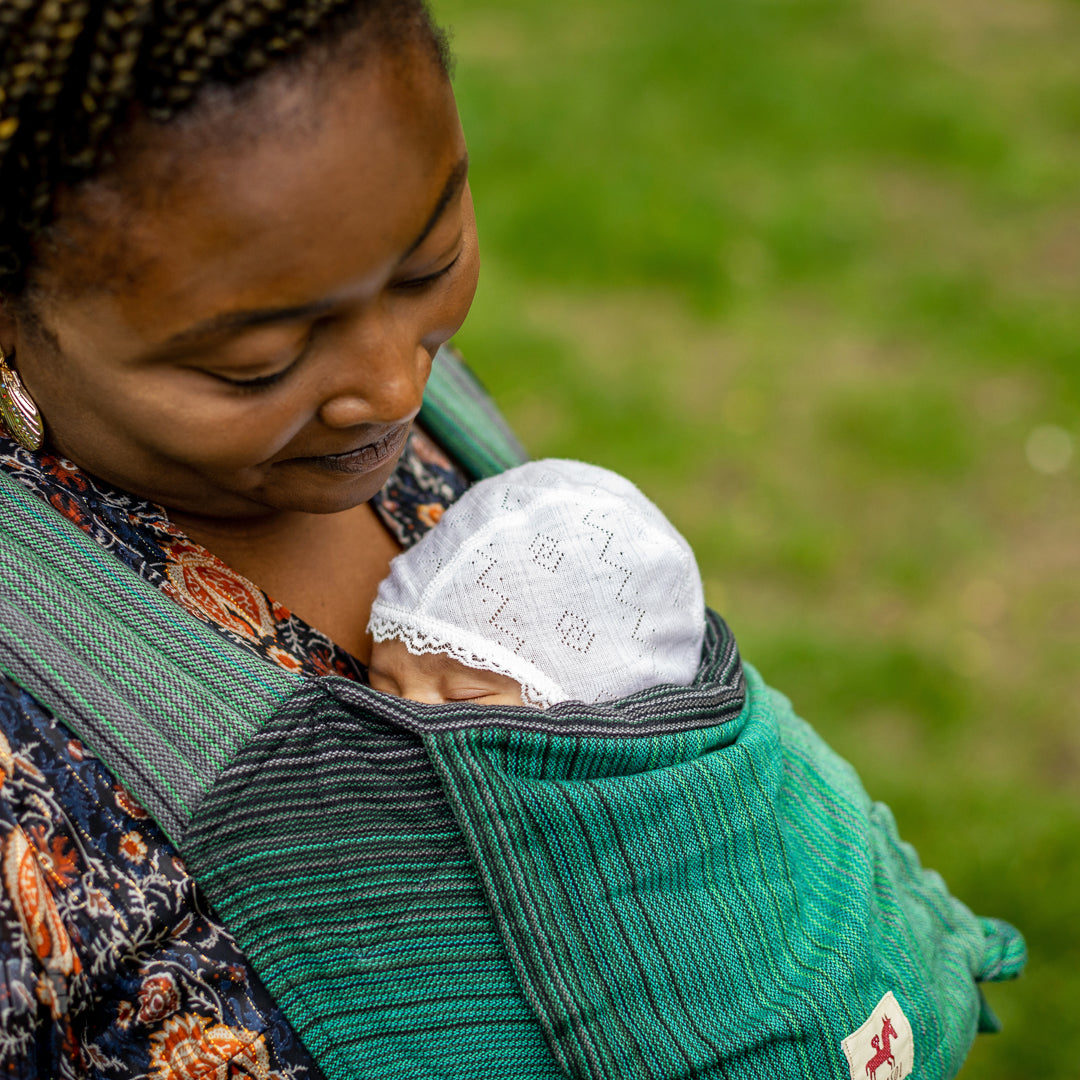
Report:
0,348,1024,1078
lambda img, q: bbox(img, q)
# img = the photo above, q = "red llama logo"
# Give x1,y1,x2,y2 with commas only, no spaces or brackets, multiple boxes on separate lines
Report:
864,1014,899,1079
841,992,913,1080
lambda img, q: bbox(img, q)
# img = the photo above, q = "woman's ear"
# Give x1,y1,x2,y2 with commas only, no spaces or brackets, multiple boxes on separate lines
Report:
0,293,62,362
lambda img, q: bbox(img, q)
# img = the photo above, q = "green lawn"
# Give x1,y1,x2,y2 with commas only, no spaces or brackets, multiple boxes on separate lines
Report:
432,0,1080,1075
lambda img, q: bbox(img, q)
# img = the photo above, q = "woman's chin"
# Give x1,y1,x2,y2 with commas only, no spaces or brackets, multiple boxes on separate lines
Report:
238,458,401,517
150,465,396,525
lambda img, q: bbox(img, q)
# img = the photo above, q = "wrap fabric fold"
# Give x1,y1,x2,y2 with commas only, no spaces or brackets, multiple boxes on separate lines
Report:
0,348,1024,1079
420,656,1025,1079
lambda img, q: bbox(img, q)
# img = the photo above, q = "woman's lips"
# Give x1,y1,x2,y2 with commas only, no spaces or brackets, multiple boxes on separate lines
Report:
293,423,411,474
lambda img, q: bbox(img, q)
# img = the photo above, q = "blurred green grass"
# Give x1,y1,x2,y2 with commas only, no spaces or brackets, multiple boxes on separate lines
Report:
432,0,1080,1076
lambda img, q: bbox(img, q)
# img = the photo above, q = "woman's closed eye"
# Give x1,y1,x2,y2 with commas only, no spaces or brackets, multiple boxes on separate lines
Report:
216,364,296,390
204,249,464,392
394,248,463,292
208,324,321,391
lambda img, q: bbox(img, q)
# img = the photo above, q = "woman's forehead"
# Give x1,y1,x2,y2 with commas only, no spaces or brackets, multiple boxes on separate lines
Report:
0,0,452,297
32,43,465,341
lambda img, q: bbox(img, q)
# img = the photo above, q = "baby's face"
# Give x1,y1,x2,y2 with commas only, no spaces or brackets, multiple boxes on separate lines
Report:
368,638,528,706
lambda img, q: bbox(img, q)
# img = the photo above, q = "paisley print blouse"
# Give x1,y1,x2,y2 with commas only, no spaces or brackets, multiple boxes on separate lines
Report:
0,427,469,1079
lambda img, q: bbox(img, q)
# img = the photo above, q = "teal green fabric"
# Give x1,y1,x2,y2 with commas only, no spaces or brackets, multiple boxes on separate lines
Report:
0,347,1024,1078
423,661,1025,1078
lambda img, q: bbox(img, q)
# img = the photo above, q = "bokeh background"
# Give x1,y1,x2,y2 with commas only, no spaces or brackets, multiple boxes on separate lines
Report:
432,0,1079,1076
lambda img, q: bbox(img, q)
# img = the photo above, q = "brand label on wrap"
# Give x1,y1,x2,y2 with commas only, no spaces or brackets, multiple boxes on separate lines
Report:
841,991,914,1080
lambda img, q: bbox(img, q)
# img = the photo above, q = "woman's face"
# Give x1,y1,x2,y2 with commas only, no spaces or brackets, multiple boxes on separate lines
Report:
5,41,478,521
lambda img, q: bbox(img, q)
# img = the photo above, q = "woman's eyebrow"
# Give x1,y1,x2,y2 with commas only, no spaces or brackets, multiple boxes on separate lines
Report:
160,297,339,350
400,152,469,261
157,153,470,351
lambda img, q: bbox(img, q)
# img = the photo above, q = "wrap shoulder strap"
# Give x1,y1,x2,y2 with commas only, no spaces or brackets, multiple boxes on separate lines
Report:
0,463,301,845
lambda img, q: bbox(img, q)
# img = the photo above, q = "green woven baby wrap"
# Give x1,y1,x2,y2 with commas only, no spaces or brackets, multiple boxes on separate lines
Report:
0,350,1024,1079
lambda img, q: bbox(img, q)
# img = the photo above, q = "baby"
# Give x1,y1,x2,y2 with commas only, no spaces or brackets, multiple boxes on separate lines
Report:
366,458,705,707
365,459,1025,1074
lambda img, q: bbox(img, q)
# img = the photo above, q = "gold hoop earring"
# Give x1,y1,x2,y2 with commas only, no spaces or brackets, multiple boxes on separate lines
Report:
0,346,44,452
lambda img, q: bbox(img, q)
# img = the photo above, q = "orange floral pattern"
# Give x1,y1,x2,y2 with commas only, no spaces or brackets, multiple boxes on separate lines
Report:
137,973,181,1024
2,826,80,976
115,783,150,819
27,824,79,886
0,683,321,1078
161,539,278,642
149,1014,285,1080
417,501,445,528
0,729,43,785
120,830,148,865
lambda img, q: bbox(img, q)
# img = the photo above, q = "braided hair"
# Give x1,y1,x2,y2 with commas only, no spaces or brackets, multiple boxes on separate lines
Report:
0,0,449,296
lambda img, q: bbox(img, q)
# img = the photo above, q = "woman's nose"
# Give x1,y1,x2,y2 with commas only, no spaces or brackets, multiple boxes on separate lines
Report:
317,322,432,429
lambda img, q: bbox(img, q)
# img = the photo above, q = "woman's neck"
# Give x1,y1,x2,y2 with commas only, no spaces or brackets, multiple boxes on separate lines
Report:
171,501,402,664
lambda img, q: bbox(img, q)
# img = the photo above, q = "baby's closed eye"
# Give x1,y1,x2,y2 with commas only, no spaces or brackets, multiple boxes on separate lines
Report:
367,638,531,707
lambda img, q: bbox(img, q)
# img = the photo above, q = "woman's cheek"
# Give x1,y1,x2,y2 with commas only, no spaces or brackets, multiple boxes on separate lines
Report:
132,390,309,470
430,244,480,348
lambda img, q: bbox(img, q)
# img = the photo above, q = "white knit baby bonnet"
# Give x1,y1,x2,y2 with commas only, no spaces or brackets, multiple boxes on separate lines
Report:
367,458,705,707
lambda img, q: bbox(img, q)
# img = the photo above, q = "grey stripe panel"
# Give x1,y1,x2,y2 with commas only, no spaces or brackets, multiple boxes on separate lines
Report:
0,600,202,843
